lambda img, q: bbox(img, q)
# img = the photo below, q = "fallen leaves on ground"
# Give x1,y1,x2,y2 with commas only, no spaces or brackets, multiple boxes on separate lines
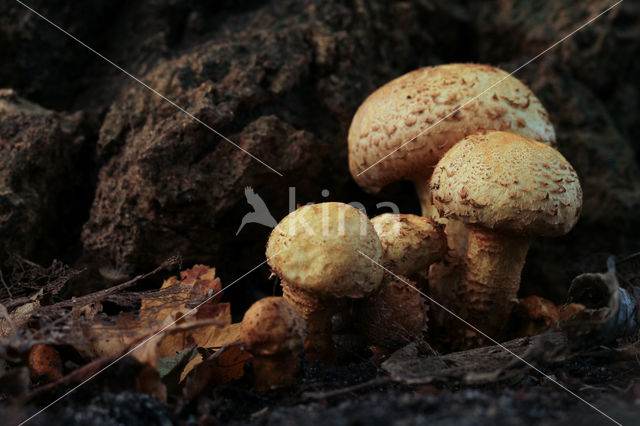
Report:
0,261,249,404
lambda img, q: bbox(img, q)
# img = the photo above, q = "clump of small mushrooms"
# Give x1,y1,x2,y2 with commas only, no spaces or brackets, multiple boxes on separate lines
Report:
235,63,585,390
348,63,557,257
266,202,384,362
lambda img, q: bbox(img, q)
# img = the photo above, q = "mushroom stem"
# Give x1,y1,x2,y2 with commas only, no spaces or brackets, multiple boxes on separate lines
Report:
431,226,529,348
413,178,439,218
413,179,468,258
281,281,335,362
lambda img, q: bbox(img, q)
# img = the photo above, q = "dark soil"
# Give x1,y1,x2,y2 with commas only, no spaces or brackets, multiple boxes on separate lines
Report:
10,354,639,425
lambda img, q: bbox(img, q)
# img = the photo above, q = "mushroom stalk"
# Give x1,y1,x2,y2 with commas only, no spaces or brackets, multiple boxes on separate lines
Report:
413,178,439,218
430,227,529,349
281,282,335,362
462,226,529,334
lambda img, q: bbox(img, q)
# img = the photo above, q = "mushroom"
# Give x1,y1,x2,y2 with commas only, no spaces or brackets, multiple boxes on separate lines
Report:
352,214,442,349
240,297,305,390
371,213,446,279
348,63,556,255
428,130,582,349
28,344,62,383
354,273,429,352
266,202,384,362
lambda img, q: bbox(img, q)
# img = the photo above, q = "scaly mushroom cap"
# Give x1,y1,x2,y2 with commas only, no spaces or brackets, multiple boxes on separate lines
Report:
240,297,305,356
371,213,446,276
266,202,384,299
430,131,582,237
348,63,556,193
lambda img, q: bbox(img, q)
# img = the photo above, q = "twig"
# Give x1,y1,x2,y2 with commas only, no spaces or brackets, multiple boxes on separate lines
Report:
301,376,392,400
0,268,12,298
46,255,181,310
616,251,640,265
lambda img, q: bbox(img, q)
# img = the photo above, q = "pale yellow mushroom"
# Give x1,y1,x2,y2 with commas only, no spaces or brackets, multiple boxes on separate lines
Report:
428,131,582,349
266,202,384,362
240,297,305,390
348,63,556,256
371,213,446,278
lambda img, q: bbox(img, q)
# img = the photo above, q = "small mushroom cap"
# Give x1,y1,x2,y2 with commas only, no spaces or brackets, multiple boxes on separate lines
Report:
240,297,305,356
348,63,556,193
266,202,383,299
430,131,582,237
371,213,446,276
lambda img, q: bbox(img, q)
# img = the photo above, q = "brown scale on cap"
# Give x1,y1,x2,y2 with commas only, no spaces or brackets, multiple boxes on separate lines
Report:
428,131,582,350
266,202,384,362
240,297,305,390
348,63,556,257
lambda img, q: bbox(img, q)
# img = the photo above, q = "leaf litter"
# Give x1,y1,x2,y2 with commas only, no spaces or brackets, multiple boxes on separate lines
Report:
1,253,640,424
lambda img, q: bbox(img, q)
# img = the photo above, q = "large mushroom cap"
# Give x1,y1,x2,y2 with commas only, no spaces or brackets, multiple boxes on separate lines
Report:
240,297,305,356
430,131,582,237
348,63,556,193
266,202,384,298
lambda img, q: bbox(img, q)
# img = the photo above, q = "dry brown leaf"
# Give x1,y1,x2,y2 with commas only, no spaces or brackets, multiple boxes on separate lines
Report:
84,265,230,361
182,342,250,399
0,300,39,337
180,323,243,380
140,265,223,326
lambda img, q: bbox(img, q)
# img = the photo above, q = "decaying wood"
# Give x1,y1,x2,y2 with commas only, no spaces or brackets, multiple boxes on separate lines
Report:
381,332,568,385
563,256,640,349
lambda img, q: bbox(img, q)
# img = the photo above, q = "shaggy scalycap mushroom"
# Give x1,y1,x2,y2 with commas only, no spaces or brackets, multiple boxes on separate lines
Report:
266,202,384,362
349,63,556,256
240,297,305,390
372,213,446,278
428,130,582,349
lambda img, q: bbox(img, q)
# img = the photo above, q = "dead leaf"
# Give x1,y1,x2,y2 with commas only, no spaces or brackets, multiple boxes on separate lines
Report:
382,332,568,385
182,342,250,399
0,300,39,337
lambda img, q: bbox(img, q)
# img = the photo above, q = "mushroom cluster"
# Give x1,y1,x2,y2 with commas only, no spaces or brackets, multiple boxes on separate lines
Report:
236,62,584,390
345,63,582,352
348,63,557,257
266,202,384,362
